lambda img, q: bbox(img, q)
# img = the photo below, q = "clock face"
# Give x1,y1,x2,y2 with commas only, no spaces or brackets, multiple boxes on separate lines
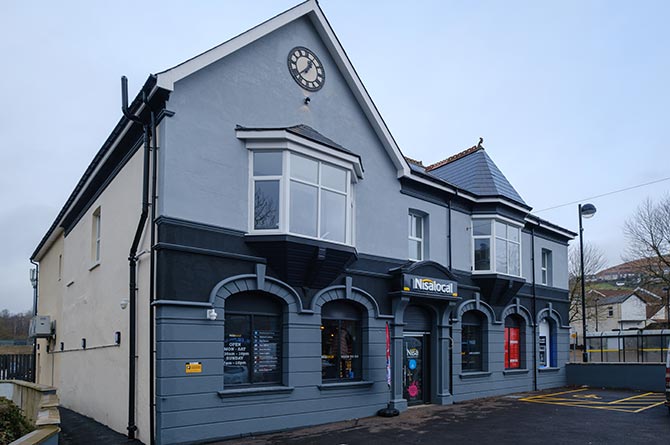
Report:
287,46,325,92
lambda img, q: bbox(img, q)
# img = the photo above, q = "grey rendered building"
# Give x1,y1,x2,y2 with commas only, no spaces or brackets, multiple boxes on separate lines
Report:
31,1,575,444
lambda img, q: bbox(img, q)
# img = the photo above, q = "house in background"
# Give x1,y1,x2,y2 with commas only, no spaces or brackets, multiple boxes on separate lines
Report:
29,1,575,444
578,288,666,333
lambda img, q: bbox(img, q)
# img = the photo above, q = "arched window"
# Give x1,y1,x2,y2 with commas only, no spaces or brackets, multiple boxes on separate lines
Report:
504,315,525,369
461,310,486,372
538,317,557,368
321,300,363,381
224,292,283,386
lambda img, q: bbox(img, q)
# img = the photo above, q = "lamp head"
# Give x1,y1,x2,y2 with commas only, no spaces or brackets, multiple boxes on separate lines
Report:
580,203,597,219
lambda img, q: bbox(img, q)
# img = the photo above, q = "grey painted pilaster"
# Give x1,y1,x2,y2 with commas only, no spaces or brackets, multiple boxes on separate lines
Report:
389,295,409,411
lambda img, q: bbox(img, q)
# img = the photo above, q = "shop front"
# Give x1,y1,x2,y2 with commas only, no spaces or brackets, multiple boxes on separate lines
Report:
388,261,462,410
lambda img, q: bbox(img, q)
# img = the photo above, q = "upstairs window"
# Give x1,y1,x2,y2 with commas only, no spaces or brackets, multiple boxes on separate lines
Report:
541,249,553,286
408,212,425,261
472,218,521,276
250,151,355,245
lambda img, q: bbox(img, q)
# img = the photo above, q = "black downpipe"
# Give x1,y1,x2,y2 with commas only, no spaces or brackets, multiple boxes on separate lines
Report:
446,198,453,395
149,110,158,445
447,199,452,270
530,227,538,391
30,259,39,383
123,76,151,440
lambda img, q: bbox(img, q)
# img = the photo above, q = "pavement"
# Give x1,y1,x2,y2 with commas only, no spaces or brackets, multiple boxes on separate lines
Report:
57,387,670,445
58,407,143,445
219,387,670,445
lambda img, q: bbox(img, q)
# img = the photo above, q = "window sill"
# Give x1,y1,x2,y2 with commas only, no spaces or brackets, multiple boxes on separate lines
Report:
88,262,100,272
318,380,373,391
538,366,561,373
217,385,294,398
503,368,530,376
459,371,492,379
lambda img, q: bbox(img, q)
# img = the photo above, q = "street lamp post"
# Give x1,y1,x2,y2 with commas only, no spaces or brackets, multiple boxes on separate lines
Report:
595,298,599,332
663,286,670,328
579,203,597,363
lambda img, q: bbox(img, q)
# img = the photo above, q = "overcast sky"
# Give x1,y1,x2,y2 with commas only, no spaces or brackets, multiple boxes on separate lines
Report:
1,0,668,314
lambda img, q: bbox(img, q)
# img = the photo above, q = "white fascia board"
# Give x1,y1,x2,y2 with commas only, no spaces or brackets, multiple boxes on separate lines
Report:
308,5,411,178
155,1,316,91
33,228,64,262
237,128,364,179
33,86,159,261
155,0,410,178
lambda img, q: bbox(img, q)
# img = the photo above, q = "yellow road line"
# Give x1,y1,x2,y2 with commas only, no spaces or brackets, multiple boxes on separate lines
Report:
519,388,588,401
633,401,666,413
609,392,655,404
520,389,665,413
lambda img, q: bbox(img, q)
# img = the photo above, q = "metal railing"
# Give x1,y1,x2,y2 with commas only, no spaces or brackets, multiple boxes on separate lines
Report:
0,354,34,381
585,329,670,363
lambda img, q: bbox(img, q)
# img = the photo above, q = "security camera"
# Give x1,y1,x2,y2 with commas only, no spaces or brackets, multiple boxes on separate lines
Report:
206,309,218,321
120,299,129,310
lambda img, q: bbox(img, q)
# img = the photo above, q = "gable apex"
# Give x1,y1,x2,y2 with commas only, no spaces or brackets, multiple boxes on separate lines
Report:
154,0,411,178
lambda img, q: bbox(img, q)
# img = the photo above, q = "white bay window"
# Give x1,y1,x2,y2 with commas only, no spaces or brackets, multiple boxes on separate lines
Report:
472,218,522,276
244,128,362,245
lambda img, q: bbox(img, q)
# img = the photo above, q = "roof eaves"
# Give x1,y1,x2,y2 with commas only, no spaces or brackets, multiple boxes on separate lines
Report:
31,75,159,261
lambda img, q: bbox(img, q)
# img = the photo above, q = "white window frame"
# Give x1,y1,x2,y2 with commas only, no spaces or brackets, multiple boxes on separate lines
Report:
246,138,361,246
408,212,424,261
471,216,522,277
92,207,101,264
541,249,552,286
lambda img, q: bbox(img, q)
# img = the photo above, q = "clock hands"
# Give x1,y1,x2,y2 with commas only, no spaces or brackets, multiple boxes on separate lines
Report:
300,60,314,74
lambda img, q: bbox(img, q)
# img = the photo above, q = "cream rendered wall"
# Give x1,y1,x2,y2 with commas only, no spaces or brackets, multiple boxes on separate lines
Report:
36,147,151,442
36,235,64,388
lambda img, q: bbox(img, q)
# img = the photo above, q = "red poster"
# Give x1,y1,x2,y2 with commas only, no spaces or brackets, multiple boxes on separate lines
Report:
509,328,520,369
505,327,520,369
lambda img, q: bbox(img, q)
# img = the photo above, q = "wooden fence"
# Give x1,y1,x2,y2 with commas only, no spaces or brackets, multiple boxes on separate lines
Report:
0,354,34,382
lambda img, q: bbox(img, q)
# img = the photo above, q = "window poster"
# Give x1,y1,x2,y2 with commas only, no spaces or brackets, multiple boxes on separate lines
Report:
224,314,281,385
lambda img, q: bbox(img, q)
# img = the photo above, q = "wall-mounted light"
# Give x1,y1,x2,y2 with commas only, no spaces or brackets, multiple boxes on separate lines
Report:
114,331,121,345
60,342,64,351
81,338,86,349
206,309,218,321
304,97,311,105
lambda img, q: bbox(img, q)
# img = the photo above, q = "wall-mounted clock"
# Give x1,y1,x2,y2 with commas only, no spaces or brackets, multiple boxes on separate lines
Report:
287,46,325,92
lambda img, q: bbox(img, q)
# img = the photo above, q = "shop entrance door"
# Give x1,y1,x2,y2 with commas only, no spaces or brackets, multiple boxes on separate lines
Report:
403,334,430,405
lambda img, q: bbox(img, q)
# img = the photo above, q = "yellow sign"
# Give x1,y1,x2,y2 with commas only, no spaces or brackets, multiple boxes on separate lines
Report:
185,362,202,374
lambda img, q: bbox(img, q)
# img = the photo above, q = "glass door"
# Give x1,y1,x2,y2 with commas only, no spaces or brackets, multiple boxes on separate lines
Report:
403,334,429,405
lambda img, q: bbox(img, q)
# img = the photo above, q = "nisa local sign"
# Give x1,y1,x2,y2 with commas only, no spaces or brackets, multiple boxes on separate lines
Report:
403,274,458,298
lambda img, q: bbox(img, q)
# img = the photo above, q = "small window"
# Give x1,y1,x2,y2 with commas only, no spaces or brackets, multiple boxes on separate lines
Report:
224,293,283,386
321,300,363,382
461,311,485,372
541,249,553,286
92,207,101,263
408,213,425,261
608,307,614,318
58,254,63,281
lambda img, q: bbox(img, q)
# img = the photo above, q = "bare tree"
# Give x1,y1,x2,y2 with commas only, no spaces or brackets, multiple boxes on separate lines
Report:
568,242,607,324
623,195,670,288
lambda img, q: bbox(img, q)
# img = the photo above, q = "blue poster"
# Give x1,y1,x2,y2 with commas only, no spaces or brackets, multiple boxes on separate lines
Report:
408,359,417,370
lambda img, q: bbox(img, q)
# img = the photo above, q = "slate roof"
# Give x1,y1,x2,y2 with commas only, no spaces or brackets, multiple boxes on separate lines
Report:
425,145,527,206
